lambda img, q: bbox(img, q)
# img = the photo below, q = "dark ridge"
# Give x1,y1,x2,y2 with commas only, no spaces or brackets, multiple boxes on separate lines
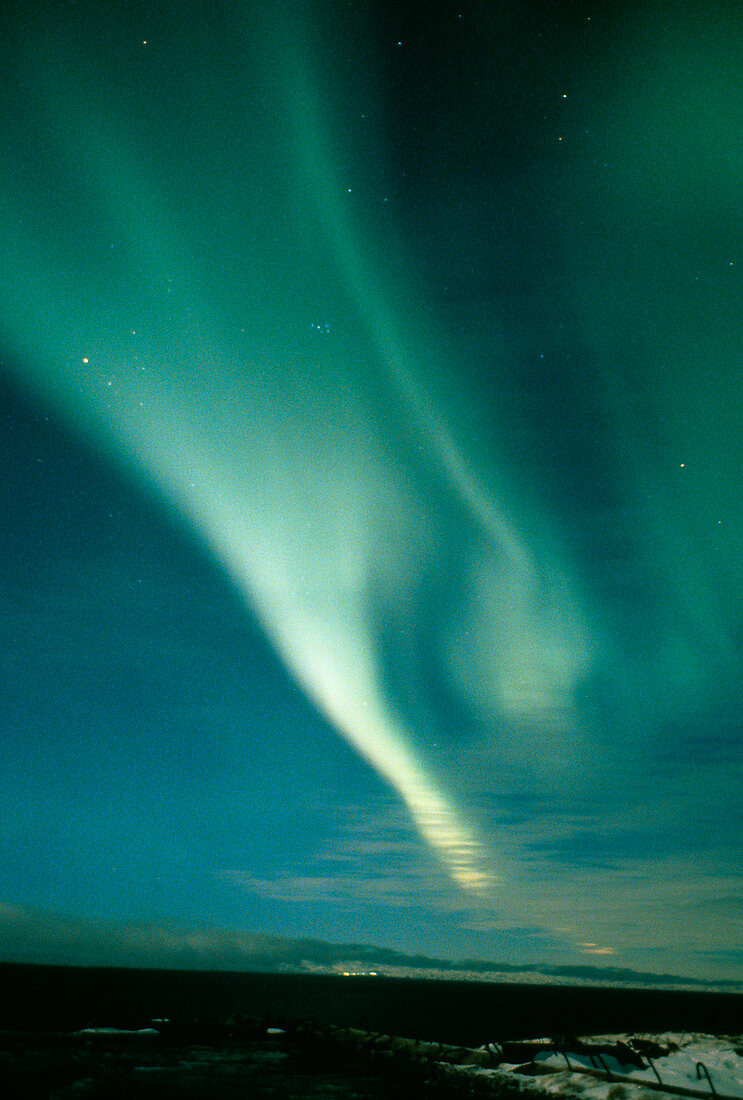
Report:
1,963,741,1044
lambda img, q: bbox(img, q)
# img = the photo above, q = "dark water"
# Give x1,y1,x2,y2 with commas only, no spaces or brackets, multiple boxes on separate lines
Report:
1,964,741,1043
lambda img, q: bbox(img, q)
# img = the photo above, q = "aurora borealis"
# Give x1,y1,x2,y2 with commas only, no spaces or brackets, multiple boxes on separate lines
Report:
1,0,742,981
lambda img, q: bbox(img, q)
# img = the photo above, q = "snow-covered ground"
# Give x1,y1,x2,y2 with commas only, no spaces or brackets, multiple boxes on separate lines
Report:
63,1022,743,1100
458,1033,743,1100
73,1027,160,1036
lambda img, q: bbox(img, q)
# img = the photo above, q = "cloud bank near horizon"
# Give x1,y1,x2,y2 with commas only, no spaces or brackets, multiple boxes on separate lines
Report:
0,904,737,992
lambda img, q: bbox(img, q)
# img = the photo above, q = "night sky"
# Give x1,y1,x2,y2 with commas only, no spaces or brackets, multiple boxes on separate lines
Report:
1,0,742,981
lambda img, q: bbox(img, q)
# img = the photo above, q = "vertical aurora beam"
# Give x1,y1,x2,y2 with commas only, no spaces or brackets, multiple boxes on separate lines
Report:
0,5,504,898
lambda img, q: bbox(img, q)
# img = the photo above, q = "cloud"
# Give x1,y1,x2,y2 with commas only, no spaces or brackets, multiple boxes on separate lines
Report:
0,902,289,971
220,801,480,914
222,870,466,913
1,902,737,991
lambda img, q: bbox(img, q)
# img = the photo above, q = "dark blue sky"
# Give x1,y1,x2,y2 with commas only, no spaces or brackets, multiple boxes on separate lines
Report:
1,0,742,981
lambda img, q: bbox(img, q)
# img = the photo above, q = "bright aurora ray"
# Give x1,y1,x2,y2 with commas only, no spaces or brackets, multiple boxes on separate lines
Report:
0,6,532,901
2,0,743,973
0,3,594,904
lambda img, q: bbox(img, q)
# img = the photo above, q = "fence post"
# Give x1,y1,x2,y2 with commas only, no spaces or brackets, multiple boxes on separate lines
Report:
696,1062,717,1095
